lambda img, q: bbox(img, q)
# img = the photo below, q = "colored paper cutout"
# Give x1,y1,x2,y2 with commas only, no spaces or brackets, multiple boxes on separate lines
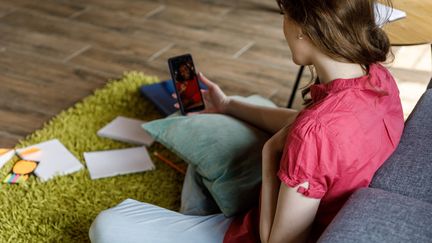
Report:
3,173,29,184
16,139,83,181
3,157,39,184
12,160,38,174
18,147,41,157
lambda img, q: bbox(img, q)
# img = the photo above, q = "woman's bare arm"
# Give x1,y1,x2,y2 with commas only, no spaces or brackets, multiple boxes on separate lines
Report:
259,125,291,242
225,99,299,134
267,183,320,243
185,73,299,134
260,142,282,242
260,152,320,243
260,125,320,243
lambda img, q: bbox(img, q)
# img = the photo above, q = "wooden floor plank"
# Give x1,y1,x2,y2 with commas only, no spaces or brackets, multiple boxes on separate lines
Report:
208,7,285,41
0,50,115,146
0,9,171,58
19,0,87,18
144,4,226,29
0,49,112,89
68,0,231,17
0,2,16,17
0,71,104,116
72,6,163,36
0,131,24,148
238,41,293,69
64,0,166,18
67,47,168,78
0,24,88,61
0,109,47,139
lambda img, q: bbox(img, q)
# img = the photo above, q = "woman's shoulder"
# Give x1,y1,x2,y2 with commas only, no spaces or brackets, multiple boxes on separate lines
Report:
367,63,400,96
290,62,402,139
290,100,368,145
288,110,332,142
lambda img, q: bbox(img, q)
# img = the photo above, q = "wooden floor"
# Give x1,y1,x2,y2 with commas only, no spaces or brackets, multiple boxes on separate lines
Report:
0,0,430,147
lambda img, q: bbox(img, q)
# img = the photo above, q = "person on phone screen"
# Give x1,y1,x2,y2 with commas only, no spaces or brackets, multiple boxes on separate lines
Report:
175,62,203,109
90,0,403,242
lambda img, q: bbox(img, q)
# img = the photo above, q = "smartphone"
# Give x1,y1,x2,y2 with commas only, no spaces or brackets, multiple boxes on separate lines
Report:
168,54,205,115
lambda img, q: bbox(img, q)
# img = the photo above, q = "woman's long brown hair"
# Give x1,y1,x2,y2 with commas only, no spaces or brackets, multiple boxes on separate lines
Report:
277,0,393,105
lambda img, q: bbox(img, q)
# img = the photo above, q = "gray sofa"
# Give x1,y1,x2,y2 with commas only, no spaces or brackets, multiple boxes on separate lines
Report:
318,81,432,243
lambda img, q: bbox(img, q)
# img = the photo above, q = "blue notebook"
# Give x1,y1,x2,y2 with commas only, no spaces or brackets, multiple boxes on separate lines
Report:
140,79,208,117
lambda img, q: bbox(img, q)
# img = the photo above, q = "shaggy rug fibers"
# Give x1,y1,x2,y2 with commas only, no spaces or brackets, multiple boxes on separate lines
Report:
0,72,185,242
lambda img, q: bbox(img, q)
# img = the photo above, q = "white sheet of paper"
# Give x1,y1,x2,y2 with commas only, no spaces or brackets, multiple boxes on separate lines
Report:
375,3,406,26
16,139,84,182
0,150,15,169
97,116,154,146
84,146,155,180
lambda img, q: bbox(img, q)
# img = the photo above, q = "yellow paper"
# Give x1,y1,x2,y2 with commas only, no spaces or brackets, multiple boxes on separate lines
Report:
13,160,38,174
18,147,41,157
0,149,12,156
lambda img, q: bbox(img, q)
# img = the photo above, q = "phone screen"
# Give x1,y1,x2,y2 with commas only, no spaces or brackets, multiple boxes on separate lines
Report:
168,54,205,115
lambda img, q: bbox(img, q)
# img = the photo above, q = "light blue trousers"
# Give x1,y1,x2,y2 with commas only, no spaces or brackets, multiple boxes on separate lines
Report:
89,166,233,243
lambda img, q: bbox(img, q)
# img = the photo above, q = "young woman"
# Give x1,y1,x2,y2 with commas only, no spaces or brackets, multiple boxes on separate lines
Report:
89,0,404,242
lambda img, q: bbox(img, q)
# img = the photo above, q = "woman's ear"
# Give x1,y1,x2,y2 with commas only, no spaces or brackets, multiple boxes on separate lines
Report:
283,18,315,65
296,33,304,40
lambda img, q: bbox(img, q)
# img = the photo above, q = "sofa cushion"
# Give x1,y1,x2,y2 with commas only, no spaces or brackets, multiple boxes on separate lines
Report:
318,188,432,243
371,89,432,204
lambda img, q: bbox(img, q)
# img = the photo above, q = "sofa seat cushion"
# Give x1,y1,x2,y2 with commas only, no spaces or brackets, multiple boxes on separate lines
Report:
318,187,432,243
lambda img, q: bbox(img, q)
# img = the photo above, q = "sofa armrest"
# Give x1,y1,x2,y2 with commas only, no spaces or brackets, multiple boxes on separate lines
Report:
318,188,432,243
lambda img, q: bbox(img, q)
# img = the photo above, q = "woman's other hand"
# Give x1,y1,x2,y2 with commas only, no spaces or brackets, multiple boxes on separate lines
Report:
173,72,230,115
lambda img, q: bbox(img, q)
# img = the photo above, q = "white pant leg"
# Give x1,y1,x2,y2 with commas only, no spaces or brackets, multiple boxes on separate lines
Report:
89,199,233,243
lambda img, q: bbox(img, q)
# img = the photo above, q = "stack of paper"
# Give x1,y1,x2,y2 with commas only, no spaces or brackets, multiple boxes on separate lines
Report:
375,3,406,27
97,116,154,146
16,139,84,182
84,146,155,180
0,149,15,169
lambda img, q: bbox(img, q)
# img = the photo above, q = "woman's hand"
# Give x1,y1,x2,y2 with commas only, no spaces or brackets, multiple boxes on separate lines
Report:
173,72,230,115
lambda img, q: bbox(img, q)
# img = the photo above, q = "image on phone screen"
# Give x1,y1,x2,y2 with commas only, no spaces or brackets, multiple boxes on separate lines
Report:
168,54,205,114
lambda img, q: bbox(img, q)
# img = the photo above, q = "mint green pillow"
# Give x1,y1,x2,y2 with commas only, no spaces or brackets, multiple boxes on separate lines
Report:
142,95,276,216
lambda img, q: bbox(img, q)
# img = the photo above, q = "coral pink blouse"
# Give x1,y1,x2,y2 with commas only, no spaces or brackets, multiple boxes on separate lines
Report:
224,63,404,243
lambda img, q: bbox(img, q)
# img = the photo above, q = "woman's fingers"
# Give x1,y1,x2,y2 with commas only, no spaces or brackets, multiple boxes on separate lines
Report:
171,93,177,99
200,89,210,100
201,92,213,108
173,103,179,109
198,72,215,88
201,89,209,98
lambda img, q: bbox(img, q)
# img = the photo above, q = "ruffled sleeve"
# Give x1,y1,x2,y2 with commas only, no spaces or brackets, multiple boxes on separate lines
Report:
277,119,337,199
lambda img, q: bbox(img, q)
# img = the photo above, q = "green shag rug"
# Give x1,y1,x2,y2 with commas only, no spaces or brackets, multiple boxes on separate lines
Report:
0,72,185,242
